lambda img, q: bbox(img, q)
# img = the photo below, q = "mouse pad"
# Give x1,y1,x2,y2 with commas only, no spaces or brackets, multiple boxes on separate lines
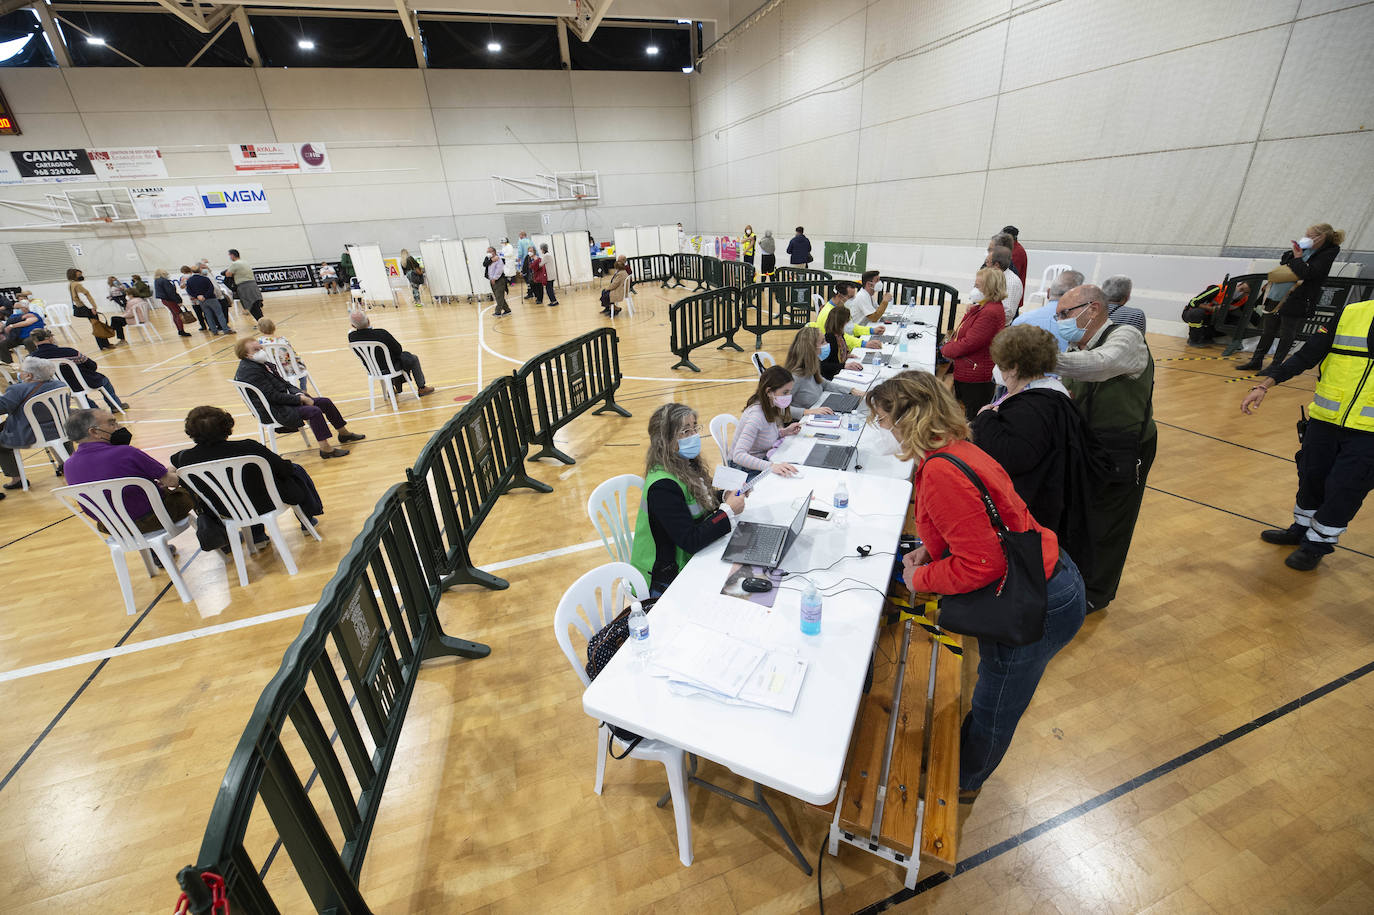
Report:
720,563,783,608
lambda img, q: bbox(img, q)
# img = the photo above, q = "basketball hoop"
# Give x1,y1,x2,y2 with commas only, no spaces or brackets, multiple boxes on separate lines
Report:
100,216,113,223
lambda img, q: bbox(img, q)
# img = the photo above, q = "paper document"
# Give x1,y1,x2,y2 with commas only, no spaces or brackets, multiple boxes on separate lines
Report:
697,591,780,636
836,368,877,385
803,415,843,428
737,651,808,713
650,623,765,698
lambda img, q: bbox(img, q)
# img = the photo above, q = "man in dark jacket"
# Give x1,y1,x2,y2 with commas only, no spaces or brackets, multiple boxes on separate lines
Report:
233,338,364,459
786,226,812,266
30,328,128,411
346,311,435,396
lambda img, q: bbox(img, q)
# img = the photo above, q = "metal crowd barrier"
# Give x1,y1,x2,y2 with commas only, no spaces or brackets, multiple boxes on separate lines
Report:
772,266,833,285
1220,276,1374,357
878,276,961,335
673,253,712,291
177,481,488,915
738,280,832,350
721,260,757,290
514,327,632,464
407,375,552,591
627,253,679,290
669,286,745,372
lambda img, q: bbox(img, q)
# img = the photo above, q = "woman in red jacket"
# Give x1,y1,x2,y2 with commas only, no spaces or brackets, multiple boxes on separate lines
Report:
941,267,1008,419
867,371,1086,802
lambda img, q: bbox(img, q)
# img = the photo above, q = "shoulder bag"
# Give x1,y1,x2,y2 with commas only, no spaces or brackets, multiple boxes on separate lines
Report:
585,595,657,757
927,452,1048,646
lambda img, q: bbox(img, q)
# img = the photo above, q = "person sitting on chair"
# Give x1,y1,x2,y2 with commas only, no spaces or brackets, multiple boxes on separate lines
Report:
347,311,435,397
731,365,803,476
172,405,324,546
30,328,129,412
233,338,365,459
0,356,68,491
1182,281,1250,346
255,317,309,379
630,402,745,596
62,408,194,532
0,300,44,364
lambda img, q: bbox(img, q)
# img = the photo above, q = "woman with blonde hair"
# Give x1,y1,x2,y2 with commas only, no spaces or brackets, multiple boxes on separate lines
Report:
602,255,630,317
782,325,865,420
255,316,307,377
630,402,745,595
1238,222,1346,372
941,266,1007,419
868,370,1085,802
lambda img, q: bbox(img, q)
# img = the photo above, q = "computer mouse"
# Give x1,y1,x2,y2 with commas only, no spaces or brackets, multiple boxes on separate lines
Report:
742,577,774,593
907,331,920,340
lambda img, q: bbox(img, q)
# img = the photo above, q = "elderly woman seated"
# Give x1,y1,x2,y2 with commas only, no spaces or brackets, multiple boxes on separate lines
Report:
0,356,69,491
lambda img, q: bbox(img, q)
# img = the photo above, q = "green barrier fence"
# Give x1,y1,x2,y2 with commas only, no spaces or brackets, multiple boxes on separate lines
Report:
514,327,631,464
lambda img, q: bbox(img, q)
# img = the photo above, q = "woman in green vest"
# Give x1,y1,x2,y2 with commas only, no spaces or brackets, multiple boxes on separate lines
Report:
631,403,746,596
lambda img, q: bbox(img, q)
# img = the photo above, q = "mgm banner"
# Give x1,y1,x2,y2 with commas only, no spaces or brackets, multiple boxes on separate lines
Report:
822,241,868,275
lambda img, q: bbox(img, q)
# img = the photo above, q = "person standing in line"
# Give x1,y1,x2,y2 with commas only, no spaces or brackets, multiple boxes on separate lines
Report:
500,237,520,295
225,249,264,320
1002,225,1028,285
758,229,777,276
483,246,511,316
786,226,812,266
400,249,424,306
183,266,228,335
517,232,535,299
1053,284,1156,612
67,268,127,347
1013,269,1083,351
741,224,757,266
530,246,558,306
536,243,560,306
942,267,1008,419
176,264,205,331
1242,296,1374,571
985,242,1023,323
152,268,192,338
339,247,355,289
1238,223,1344,373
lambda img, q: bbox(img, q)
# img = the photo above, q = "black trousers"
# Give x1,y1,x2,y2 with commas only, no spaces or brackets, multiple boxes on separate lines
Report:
1286,420,1374,554
1083,433,1157,608
1253,312,1303,366
953,380,995,420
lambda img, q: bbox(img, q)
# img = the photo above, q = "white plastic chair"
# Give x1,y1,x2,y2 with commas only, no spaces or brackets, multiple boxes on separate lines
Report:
587,474,644,563
260,341,317,394
230,380,313,453
553,562,693,867
44,302,77,342
53,476,194,613
751,351,775,375
0,362,16,387
52,358,122,413
124,300,163,343
176,455,322,587
349,340,410,412
710,413,737,465
14,384,74,491
1024,263,1073,312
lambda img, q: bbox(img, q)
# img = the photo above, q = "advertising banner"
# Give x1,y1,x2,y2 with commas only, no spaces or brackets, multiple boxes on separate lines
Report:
87,147,167,180
198,183,270,215
10,148,96,181
130,186,203,220
823,241,868,274
253,264,317,291
228,142,331,174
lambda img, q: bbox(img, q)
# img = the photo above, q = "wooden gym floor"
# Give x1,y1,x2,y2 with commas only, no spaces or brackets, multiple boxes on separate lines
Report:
0,283,1370,914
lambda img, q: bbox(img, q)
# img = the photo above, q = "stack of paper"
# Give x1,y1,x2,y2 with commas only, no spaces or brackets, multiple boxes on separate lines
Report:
651,613,809,713
804,414,843,429
836,367,878,385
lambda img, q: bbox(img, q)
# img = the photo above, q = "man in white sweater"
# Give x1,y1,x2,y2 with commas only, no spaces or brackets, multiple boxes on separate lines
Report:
985,244,1023,324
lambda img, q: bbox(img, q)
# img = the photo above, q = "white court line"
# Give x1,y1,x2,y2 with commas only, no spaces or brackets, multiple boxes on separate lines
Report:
139,337,219,372
0,538,604,684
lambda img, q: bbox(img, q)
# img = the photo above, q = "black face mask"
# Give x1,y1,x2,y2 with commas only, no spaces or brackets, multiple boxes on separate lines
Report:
108,427,132,447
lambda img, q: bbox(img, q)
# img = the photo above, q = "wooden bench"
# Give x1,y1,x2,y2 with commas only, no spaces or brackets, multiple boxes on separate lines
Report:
812,498,963,888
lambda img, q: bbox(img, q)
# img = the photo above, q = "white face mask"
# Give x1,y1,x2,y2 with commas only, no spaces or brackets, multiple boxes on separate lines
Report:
1297,236,1315,250
992,365,1006,388
968,287,985,304
249,350,272,363
873,424,901,455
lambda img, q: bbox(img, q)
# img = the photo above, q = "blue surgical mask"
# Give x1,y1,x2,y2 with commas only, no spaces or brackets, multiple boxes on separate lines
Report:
1055,317,1086,345
677,433,702,460
819,342,832,360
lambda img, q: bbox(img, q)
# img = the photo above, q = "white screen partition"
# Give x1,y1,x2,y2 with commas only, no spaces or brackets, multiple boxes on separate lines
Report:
562,230,593,285
418,241,449,297
532,233,555,283
659,224,679,255
441,240,472,297
613,227,638,259
348,244,390,307
462,237,492,298
636,225,660,256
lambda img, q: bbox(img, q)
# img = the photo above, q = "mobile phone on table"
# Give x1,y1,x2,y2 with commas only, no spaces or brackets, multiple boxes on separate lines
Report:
815,432,841,441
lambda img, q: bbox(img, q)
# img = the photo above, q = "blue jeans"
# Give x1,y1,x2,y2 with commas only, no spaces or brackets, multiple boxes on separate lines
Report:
960,551,1086,792
201,297,228,333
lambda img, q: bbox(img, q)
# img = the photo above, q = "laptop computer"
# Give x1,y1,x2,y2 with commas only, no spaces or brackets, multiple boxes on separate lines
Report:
861,351,887,367
868,334,895,344
804,443,856,470
819,392,861,413
722,490,813,568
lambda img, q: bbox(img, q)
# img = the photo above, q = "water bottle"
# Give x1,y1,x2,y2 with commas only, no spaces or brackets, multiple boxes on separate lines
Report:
847,413,861,432
626,600,651,668
800,583,822,636
833,480,849,528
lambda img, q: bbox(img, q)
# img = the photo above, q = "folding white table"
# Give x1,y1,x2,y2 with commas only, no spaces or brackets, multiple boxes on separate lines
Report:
581,468,912,872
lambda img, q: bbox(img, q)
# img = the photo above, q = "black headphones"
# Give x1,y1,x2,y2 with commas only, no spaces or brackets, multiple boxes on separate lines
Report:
856,544,872,557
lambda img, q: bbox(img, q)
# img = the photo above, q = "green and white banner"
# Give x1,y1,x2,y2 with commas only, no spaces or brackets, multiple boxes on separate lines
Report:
823,241,867,274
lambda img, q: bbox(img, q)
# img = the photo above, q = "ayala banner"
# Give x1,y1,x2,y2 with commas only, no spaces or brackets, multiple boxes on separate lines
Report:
228,142,331,174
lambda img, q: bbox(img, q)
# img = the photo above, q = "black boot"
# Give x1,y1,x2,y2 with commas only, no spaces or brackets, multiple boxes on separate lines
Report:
1236,356,1263,371
1260,525,1305,545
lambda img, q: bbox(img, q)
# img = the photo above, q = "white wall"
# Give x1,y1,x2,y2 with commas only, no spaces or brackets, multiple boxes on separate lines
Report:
0,66,695,284
691,0,1373,282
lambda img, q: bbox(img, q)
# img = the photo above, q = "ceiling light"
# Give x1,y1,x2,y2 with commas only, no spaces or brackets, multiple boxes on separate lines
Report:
85,36,105,45
487,41,501,52
681,66,693,74
297,39,315,49
646,45,659,55
0,34,32,62
677,19,691,24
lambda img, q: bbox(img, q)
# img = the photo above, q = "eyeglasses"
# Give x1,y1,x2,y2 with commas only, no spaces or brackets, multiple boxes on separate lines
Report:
1056,302,1092,320
678,424,701,438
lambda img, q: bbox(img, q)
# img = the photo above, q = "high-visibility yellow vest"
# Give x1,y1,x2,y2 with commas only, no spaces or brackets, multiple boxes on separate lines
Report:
1309,299,1374,431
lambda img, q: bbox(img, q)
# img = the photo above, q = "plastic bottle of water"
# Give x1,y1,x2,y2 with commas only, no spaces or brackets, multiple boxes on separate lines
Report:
800,583,822,636
833,480,849,528
626,600,651,668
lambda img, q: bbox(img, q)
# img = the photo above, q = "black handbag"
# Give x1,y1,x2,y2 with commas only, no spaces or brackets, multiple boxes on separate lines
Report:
928,453,1048,646
585,596,656,758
